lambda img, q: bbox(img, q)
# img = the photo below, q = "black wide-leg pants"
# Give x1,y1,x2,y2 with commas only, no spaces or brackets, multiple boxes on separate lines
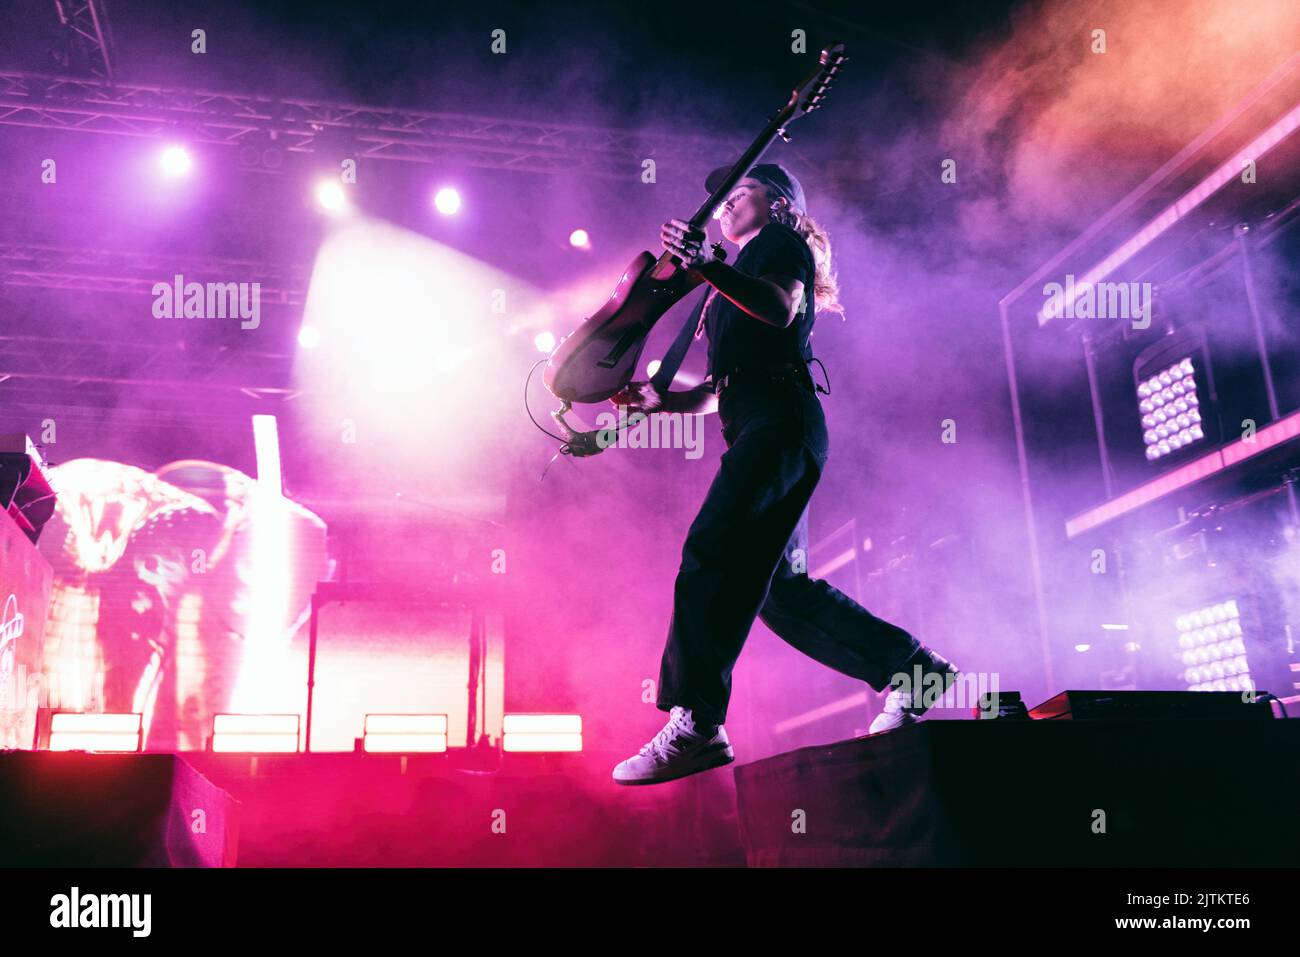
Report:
656,373,921,727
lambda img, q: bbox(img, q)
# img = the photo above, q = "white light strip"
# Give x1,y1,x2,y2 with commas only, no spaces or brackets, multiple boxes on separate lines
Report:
214,713,301,734
363,714,450,753
771,690,870,734
502,732,582,752
49,732,141,752
50,712,142,733
364,714,448,734
363,734,448,753
502,714,581,734
251,414,282,494
1038,102,1300,326
809,546,855,579
211,732,300,753
1066,408,1300,537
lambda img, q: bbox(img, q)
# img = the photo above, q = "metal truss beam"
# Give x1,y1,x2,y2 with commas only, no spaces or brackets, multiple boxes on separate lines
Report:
0,333,297,398
0,243,309,305
0,71,733,178
51,1,116,81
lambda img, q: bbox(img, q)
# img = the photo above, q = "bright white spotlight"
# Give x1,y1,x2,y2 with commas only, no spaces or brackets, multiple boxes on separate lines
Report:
297,326,320,349
316,180,347,213
251,414,283,494
433,187,461,215
159,145,192,178
1138,356,1206,463
645,359,661,378
534,330,556,354
569,228,590,248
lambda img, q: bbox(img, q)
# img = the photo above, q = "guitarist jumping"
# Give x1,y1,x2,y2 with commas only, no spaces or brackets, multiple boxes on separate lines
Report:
610,164,960,785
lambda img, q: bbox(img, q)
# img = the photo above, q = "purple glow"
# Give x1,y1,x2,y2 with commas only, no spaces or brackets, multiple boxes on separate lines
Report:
315,180,347,213
159,145,192,178
433,187,462,215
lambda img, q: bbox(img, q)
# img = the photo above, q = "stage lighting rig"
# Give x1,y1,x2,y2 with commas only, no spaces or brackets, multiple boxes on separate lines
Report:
1133,325,1220,467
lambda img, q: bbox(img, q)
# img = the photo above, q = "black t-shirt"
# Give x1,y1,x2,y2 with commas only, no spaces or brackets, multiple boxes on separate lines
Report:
699,221,816,381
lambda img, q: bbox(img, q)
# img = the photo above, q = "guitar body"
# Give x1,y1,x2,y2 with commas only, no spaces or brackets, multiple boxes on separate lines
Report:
541,41,846,408
543,251,704,404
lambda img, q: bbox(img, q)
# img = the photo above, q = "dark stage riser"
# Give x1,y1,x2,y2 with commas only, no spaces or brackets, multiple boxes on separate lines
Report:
734,718,1300,867
0,752,240,867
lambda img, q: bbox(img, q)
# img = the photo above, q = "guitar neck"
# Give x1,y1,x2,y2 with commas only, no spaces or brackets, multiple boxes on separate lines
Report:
651,42,846,273
648,114,789,275
687,112,792,229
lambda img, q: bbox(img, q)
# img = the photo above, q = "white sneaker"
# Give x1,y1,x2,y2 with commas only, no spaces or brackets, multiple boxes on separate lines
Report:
867,688,925,735
867,648,960,735
612,706,734,785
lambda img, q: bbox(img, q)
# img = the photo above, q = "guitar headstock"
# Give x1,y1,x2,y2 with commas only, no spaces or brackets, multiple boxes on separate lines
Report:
784,42,848,121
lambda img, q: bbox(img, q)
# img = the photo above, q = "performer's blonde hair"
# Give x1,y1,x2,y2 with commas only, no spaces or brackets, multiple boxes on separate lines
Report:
767,191,846,320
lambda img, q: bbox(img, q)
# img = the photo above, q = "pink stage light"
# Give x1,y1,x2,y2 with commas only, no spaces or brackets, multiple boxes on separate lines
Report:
568,228,590,248
502,713,582,752
534,330,556,354
1065,406,1300,537
362,714,449,753
48,712,143,752
252,414,283,494
229,417,294,716
297,325,321,349
159,145,192,178
315,180,348,213
211,713,300,753
433,187,462,215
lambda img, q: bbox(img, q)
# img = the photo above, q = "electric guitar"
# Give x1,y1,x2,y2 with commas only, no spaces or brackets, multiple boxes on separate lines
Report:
543,41,848,427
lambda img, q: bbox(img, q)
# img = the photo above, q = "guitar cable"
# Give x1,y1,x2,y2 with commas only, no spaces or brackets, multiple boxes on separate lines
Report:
809,355,832,395
527,358,660,481
524,357,571,447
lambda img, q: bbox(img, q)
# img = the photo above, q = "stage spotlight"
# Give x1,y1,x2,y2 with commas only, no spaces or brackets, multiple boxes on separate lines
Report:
1133,326,1217,465
1138,357,1204,462
534,330,556,354
48,712,143,752
362,714,448,753
315,180,348,214
251,414,282,493
646,359,661,378
159,145,192,178
1175,599,1255,692
433,187,461,215
298,326,321,349
210,713,300,752
502,713,582,752
569,228,590,248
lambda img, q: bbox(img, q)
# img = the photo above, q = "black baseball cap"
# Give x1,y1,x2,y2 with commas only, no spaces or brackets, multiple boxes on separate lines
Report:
705,162,807,215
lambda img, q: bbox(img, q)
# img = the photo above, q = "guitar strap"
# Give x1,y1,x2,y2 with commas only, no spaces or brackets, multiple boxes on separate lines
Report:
647,285,712,395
